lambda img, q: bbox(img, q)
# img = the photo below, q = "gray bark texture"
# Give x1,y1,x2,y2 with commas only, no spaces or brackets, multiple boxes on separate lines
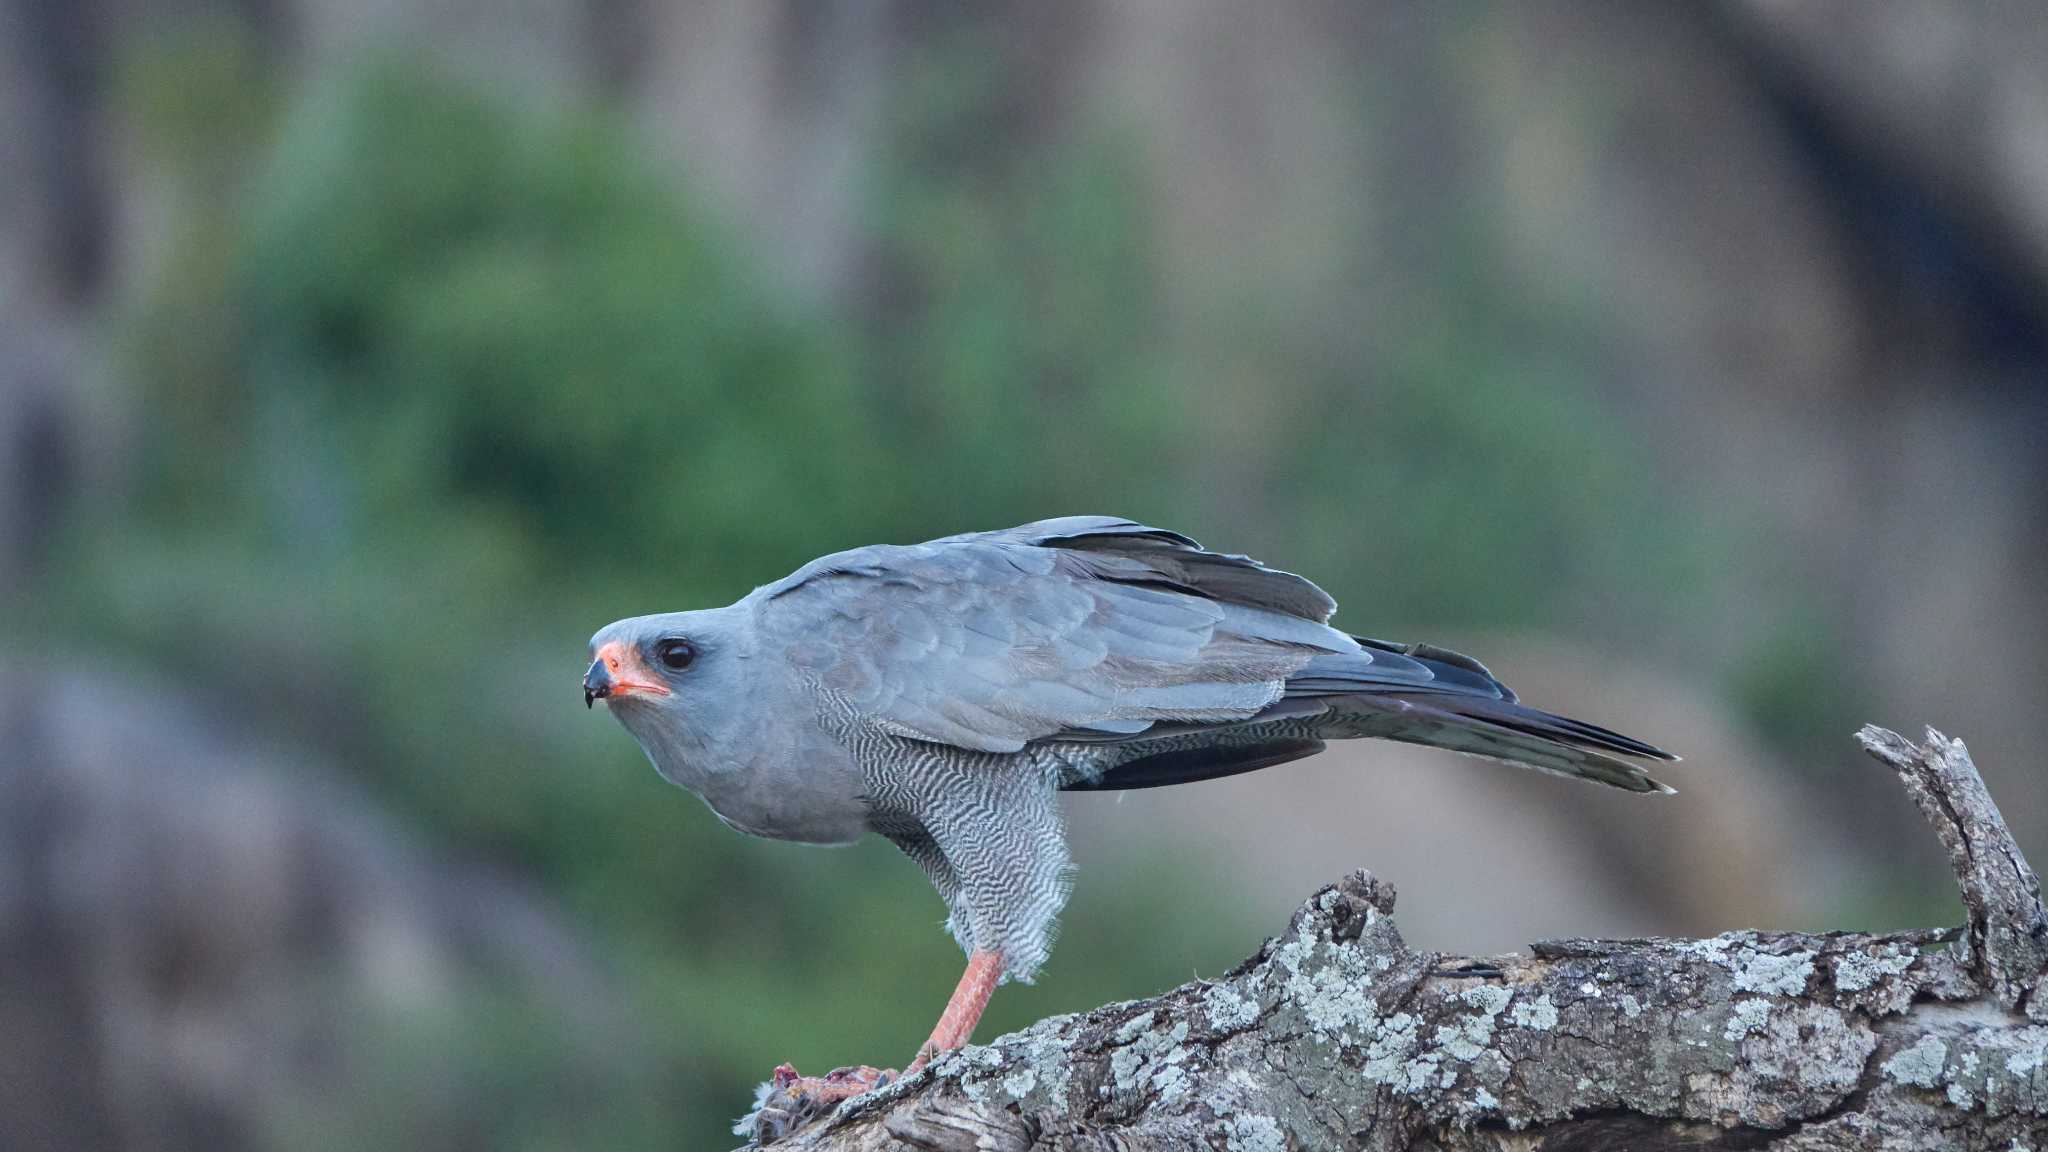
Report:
742,727,2048,1150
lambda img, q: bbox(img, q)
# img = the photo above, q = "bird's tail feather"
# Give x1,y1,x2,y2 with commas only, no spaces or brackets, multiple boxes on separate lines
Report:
1318,692,1676,794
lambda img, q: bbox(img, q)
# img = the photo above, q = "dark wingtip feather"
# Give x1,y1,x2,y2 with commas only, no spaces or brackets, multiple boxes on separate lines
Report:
1024,516,1340,623
1354,637,1519,702
1469,699,1678,766
1531,711,1678,762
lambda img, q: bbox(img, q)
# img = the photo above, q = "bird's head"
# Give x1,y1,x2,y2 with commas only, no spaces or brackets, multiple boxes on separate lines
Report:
584,607,752,777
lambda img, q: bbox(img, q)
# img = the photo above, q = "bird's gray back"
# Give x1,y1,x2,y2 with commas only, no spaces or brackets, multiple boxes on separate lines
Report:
746,517,1414,756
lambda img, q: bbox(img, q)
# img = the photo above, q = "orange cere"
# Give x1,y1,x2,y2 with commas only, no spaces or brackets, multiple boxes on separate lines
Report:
594,641,671,698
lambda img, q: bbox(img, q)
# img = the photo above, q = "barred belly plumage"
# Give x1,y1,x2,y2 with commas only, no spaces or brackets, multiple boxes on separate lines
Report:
825,687,1077,982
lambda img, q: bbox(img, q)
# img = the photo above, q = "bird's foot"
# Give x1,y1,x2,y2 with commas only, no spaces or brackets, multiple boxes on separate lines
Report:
774,1061,898,1103
741,1063,897,1144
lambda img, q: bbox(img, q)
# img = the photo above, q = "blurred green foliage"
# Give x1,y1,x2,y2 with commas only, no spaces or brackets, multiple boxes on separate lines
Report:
65,26,1728,1151
76,39,1255,1150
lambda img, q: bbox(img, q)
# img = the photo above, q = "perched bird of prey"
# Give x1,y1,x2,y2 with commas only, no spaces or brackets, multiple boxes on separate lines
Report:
584,516,1673,1108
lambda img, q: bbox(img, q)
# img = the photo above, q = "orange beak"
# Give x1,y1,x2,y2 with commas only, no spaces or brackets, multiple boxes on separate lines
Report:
584,642,672,708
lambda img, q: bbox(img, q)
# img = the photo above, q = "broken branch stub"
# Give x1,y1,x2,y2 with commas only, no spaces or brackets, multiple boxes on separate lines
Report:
1857,724,2048,1020
745,727,2048,1150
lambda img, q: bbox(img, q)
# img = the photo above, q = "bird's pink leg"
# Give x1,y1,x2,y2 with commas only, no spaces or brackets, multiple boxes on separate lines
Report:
907,948,1004,1072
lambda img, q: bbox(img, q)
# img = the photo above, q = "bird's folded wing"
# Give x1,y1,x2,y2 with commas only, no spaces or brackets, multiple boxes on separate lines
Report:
752,518,1439,753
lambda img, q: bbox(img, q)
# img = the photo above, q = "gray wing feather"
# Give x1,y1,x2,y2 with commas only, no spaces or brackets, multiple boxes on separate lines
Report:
754,518,1408,752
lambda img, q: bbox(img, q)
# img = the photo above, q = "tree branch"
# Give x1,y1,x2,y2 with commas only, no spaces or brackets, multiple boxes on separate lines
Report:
742,727,2048,1150
1856,725,2048,1021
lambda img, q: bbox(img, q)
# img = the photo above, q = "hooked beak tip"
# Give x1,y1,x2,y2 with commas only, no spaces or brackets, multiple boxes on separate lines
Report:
583,657,613,708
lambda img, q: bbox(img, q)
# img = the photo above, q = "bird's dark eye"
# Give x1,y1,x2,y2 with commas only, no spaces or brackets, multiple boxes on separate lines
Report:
653,638,696,671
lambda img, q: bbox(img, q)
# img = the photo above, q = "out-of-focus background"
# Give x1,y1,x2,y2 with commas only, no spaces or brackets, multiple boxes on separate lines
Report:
3,2,2045,1147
